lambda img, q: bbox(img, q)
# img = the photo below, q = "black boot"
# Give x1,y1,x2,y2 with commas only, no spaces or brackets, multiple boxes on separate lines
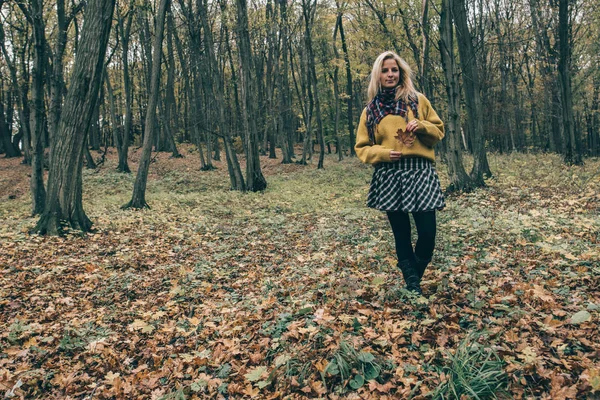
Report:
415,256,431,281
398,259,422,294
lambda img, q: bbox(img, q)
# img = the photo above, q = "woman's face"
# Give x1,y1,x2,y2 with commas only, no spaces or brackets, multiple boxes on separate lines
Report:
380,58,400,89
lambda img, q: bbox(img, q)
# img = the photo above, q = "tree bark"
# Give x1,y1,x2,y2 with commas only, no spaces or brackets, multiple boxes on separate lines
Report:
48,0,84,152
558,0,582,165
452,0,491,184
278,0,294,163
123,0,169,209
0,100,20,157
336,2,355,157
201,0,245,189
302,0,325,169
116,2,134,172
236,0,267,192
0,24,24,158
34,0,115,235
440,0,473,192
27,0,47,214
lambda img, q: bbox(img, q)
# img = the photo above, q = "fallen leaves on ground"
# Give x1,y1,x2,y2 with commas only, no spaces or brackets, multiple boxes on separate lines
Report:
0,148,599,399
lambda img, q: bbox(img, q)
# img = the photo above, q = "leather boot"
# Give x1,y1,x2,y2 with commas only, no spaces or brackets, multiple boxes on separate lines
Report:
398,259,422,294
415,256,431,281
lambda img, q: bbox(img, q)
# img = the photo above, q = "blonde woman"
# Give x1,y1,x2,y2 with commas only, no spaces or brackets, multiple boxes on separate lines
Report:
355,51,445,294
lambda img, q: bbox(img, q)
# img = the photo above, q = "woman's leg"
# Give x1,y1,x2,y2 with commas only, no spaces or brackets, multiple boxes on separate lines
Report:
386,211,414,262
412,211,437,279
387,211,420,293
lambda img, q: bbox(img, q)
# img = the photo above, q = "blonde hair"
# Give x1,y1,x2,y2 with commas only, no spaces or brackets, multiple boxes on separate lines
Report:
367,51,418,103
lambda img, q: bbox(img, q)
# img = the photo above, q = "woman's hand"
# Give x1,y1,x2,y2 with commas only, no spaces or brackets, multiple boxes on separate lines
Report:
406,119,419,133
390,151,402,161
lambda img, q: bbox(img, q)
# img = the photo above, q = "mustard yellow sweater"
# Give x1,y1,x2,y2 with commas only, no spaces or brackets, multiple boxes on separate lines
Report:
355,93,444,164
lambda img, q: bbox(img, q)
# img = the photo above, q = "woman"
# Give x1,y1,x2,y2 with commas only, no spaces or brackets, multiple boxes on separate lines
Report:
355,51,445,294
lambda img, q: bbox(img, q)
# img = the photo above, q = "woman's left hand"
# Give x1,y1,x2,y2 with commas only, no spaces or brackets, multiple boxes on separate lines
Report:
406,120,419,133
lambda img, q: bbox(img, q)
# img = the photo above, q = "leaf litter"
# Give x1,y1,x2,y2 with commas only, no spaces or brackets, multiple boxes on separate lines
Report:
0,148,599,399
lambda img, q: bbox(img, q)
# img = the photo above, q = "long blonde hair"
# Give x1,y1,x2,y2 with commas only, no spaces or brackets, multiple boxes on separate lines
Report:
367,51,418,103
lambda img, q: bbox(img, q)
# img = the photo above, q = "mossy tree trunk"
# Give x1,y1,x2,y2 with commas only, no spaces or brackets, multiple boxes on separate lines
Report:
34,0,115,235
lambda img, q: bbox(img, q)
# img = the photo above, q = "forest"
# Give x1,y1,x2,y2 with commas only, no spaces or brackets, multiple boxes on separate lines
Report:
1,0,599,398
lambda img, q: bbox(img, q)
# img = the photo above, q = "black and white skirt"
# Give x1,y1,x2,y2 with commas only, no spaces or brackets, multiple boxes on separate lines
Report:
367,157,445,213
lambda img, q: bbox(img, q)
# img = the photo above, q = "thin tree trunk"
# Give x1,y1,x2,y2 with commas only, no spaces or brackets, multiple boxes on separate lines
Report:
336,2,355,156
123,0,170,209
236,0,267,192
27,0,47,214
558,0,582,165
440,0,473,192
165,7,181,158
302,0,324,169
453,0,491,184
331,16,343,161
279,0,294,163
0,25,23,158
0,101,20,157
34,0,115,235
116,2,134,172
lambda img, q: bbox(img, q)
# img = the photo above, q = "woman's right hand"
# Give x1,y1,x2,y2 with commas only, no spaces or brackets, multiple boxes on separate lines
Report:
390,151,402,161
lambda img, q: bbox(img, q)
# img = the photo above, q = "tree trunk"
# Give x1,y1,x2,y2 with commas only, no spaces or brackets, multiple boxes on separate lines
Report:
279,0,294,163
558,0,582,165
48,0,83,154
34,0,115,235
116,2,134,172
123,0,169,209
302,0,325,169
452,0,491,185
336,2,355,157
236,0,267,192
0,101,20,157
331,15,343,161
440,0,473,192
165,7,181,158
0,25,24,158
19,42,33,164
28,0,47,214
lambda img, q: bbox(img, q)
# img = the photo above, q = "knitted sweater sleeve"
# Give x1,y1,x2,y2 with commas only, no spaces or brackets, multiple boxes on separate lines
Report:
354,108,392,164
414,94,445,147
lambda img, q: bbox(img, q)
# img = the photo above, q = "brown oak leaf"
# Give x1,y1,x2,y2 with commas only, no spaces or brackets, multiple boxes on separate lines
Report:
395,128,415,147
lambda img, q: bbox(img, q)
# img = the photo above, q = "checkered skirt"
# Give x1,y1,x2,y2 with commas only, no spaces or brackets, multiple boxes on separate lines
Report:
367,157,445,212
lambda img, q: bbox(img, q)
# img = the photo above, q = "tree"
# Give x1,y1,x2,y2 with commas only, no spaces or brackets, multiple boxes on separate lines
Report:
34,0,115,234
122,0,170,209
17,0,46,214
558,0,582,165
278,0,294,163
301,0,325,169
439,0,474,192
335,1,355,157
452,0,492,185
236,0,267,192
115,0,135,173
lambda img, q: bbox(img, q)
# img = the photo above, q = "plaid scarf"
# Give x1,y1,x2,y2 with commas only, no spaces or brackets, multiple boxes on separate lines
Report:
366,88,419,144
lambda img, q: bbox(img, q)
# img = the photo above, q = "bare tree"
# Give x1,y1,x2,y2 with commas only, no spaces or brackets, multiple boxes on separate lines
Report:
35,0,115,234
558,0,582,165
452,0,492,185
236,0,267,191
122,0,170,209
17,0,46,214
439,0,473,192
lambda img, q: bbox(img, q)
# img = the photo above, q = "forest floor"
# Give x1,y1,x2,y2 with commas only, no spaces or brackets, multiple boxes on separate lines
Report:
1,146,599,399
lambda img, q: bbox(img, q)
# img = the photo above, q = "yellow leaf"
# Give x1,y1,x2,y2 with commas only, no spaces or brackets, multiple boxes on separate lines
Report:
518,346,537,364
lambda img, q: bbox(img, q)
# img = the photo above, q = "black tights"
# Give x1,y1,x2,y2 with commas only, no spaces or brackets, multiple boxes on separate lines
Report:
386,211,436,263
